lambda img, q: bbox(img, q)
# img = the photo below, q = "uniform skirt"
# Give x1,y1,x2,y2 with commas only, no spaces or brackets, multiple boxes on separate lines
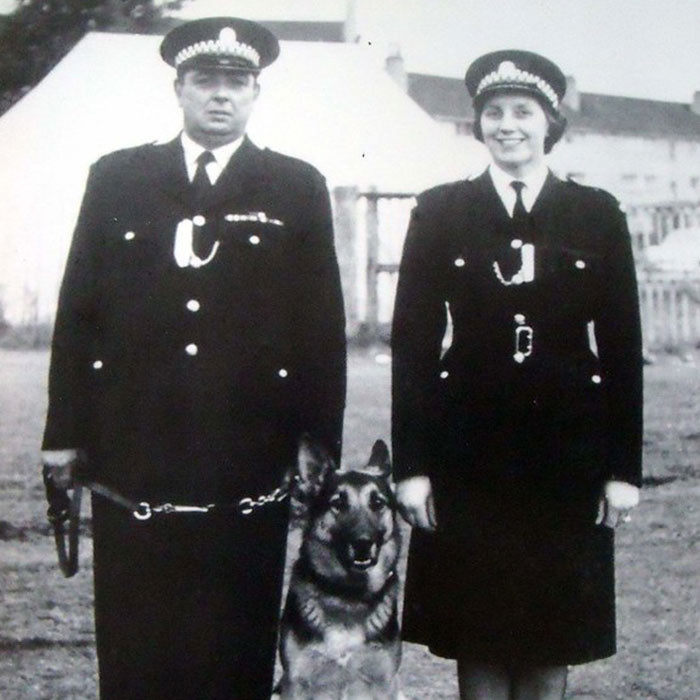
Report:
91,495,289,700
401,483,616,666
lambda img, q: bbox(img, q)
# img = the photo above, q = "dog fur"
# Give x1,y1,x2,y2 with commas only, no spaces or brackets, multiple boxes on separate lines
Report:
278,437,404,700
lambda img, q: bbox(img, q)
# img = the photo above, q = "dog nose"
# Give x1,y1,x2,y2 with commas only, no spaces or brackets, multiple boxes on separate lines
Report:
352,538,374,560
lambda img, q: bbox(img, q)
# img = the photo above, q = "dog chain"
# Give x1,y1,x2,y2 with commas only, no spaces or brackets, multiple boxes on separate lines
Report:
237,487,289,515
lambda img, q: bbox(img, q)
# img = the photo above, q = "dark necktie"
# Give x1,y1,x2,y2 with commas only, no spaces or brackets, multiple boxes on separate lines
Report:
192,150,215,213
191,151,215,257
511,180,527,222
510,180,533,242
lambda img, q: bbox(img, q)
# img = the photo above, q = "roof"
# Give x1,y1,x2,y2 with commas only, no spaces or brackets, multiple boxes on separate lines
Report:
408,72,700,139
0,33,488,323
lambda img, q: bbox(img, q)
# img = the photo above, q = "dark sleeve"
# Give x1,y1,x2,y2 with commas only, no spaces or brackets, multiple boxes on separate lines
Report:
391,200,447,481
42,163,105,451
294,171,347,464
595,198,643,486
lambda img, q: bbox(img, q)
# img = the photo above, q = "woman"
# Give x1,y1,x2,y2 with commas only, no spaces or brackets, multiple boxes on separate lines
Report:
392,50,643,700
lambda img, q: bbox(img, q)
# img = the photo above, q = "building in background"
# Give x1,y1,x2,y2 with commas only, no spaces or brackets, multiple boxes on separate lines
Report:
406,70,700,207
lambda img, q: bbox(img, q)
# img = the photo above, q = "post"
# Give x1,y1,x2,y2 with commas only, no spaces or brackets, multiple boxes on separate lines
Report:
365,188,380,341
332,186,359,336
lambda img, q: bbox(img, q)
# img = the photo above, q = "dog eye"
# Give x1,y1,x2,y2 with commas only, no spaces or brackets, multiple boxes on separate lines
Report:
329,494,346,512
369,492,387,511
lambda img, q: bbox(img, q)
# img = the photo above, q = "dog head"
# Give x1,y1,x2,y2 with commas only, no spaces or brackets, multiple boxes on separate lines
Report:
290,436,400,594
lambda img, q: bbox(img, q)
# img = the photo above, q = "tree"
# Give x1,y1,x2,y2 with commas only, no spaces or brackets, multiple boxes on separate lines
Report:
0,0,183,115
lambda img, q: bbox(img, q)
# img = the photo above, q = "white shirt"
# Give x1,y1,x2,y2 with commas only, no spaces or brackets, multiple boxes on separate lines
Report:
488,162,549,216
180,131,244,185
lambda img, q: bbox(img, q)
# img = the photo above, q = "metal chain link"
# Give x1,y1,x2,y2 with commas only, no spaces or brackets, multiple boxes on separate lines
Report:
237,487,289,515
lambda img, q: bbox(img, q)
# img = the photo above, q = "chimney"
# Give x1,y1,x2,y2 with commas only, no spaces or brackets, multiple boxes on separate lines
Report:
692,91,700,116
562,75,580,112
385,44,407,92
343,0,358,42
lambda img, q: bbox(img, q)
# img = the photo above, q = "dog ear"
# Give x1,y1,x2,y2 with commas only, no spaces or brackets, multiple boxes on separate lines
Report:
297,435,336,484
366,439,391,478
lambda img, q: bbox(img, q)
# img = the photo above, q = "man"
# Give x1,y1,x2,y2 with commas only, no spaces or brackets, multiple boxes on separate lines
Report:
41,17,346,699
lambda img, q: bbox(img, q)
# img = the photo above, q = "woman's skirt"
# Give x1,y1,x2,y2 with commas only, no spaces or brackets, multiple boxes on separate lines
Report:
401,484,616,666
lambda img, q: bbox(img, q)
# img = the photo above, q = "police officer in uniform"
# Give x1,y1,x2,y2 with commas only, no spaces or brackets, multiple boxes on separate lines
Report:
41,17,346,699
392,51,642,700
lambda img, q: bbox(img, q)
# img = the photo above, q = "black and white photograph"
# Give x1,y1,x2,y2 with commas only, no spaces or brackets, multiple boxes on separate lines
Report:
1,1,699,698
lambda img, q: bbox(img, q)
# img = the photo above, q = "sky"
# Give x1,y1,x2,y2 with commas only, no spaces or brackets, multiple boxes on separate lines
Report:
167,0,700,103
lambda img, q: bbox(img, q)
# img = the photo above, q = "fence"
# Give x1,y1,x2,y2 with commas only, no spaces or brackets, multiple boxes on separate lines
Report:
333,188,700,348
638,274,700,349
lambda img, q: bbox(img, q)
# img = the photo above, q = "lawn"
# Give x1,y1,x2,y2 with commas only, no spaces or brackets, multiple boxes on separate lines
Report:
1,348,698,699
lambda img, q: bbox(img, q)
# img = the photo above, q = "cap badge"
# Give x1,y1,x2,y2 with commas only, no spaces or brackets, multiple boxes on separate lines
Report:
497,61,518,80
219,27,238,50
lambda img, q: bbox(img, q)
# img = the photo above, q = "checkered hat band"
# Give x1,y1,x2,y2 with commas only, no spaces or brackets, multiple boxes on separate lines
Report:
174,39,261,68
477,69,559,110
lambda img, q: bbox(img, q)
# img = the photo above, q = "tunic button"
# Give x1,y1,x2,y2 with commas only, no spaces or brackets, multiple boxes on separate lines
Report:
124,231,135,241
92,360,103,370
575,260,586,269
511,239,523,249
278,368,289,378
192,215,206,227
514,313,526,324
249,235,261,245
186,299,201,312
514,352,525,364
591,374,602,384
439,370,449,379
454,257,466,267
185,343,198,356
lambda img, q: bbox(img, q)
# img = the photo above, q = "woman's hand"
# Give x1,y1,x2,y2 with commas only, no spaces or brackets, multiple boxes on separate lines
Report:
396,476,437,531
595,480,640,528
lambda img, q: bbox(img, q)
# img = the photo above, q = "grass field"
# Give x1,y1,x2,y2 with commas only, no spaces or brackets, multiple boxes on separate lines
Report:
1,348,699,699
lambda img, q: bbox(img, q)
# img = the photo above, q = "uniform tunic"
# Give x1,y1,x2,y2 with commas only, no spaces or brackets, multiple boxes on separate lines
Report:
392,170,642,665
43,136,346,698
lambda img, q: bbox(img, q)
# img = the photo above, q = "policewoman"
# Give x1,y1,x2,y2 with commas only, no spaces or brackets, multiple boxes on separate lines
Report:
41,18,346,699
392,51,642,699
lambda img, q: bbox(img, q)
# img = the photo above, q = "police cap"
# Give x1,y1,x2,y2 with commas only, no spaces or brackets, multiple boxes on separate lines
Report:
465,50,566,113
160,17,280,74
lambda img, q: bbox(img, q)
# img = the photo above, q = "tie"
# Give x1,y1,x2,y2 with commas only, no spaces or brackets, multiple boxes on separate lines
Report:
192,150,215,212
511,181,527,222
191,151,215,257
510,180,534,242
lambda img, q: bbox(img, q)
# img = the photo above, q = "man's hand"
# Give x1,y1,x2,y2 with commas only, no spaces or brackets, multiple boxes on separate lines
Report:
396,476,436,531
41,449,82,490
595,480,640,528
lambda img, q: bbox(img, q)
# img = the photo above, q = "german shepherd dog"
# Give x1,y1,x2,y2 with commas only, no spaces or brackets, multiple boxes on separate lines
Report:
278,437,404,699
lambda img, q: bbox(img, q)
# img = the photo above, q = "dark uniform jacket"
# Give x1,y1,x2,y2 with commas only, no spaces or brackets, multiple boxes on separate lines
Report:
42,135,346,699
392,170,643,665
43,135,346,502
392,170,642,515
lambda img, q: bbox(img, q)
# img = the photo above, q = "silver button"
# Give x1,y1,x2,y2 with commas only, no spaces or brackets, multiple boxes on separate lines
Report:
591,374,602,384
185,343,198,356
439,370,449,379
511,239,523,249
514,313,526,324
124,231,135,241
192,215,206,227
225,214,235,222
454,257,466,267
575,260,586,269
92,360,103,370
249,235,261,245
514,352,525,364
186,299,200,312
278,368,288,378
